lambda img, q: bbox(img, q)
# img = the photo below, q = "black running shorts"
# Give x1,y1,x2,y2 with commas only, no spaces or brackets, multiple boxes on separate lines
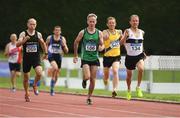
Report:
9,62,21,71
23,58,41,73
81,59,100,68
125,53,145,70
48,55,62,69
103,55,121,68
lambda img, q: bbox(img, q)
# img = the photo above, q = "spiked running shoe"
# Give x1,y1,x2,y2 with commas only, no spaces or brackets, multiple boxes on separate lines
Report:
136,87,143,97
86,99,92,105
25,94,30,102
112,91,117,98
126,91,132,100
82,80,87,89
33,85,39,95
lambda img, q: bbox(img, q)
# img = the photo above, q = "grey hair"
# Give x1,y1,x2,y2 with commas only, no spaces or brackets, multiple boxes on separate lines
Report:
87,13,97,20
130,14,139,21
27,18,37,23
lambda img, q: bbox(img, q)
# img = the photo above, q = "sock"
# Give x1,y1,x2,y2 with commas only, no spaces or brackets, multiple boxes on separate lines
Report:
50,79,55,89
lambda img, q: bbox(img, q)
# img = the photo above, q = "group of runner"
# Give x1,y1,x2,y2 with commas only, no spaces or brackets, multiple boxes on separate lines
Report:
4,13,146,104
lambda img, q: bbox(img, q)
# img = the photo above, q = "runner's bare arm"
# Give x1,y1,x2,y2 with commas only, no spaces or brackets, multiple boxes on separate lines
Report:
98,31,104,51
4,43,10,57
102,30,109,40
61,36,69,54
120,29,129,45
74,30,84,58
16,32,30,47
73,30,84,63
38,33,48,55
118,30,124,44
46,35,51,47
142,31,147,59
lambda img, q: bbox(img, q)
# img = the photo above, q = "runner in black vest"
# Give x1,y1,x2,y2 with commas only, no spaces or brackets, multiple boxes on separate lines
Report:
17,18,48,102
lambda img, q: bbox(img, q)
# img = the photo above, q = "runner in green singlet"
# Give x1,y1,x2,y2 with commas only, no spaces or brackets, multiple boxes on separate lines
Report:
73,13,103,105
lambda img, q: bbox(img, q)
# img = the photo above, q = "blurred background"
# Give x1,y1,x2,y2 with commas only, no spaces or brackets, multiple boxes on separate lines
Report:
0,0,179,55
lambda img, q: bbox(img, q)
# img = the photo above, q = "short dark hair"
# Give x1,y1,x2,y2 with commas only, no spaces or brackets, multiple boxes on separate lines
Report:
54,25,61,29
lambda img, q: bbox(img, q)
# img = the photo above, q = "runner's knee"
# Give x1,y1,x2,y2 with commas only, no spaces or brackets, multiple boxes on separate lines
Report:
138,67,144,73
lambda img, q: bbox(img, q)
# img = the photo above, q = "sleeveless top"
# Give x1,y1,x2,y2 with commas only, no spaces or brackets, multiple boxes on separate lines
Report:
104,29,122,57
124,28,144,56
81,28,99,61
48,35,63,58
8,42,22,63
23,31,40,59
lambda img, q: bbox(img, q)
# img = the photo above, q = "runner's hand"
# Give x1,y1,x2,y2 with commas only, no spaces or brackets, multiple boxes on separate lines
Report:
61,39,66,47
73,57,78,63
23,36,30,42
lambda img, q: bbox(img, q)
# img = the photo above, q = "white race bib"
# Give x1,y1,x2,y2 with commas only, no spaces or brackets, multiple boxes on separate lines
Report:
26,45,37,53
52,47,61,54
85,43,97,51
110,40,120,48
130,43,141,51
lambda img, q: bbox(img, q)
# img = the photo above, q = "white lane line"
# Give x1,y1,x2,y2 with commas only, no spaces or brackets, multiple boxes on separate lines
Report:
0,95,163,117
1,103,90,117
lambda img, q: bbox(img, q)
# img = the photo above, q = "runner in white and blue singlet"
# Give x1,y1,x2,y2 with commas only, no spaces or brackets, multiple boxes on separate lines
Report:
121,14,146,100
46,26,68,96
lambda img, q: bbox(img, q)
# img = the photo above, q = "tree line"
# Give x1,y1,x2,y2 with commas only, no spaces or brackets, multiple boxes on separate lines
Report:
0,0,179,55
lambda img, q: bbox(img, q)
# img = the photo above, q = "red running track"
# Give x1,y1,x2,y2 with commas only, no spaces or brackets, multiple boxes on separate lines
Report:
0,88,180,117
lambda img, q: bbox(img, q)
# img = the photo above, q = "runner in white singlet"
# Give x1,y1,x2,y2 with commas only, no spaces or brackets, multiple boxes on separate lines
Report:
4,33,22,92
121,15,146,100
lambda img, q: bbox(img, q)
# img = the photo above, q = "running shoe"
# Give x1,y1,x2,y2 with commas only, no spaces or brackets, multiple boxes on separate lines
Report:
11,87,16,92
112,91,117,98
33,85,39,95
25,94,30,102
136,87,143,97
86,99,92,105
126,91,131,100
50,89,55,96
82,80,87,89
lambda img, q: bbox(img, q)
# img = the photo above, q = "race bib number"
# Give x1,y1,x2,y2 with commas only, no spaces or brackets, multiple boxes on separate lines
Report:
110,40,120,48
26,45,37,53
52,47,61,53
130,43,141,51
85,43,97,51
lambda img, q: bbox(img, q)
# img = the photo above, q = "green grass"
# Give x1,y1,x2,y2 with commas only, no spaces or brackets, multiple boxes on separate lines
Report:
0,77,180,102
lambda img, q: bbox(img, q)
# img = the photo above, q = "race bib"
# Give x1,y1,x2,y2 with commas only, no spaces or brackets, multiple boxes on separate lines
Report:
110,40,120,48
130,43,141,51
85,43,97,51
52,47,61,54
26,45,37,53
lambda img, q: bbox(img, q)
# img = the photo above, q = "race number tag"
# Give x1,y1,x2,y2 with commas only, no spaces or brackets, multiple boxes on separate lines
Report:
130,43,141,51
52,47,61,53
26,45,37,53
110,40,120,48
85,43,97,51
